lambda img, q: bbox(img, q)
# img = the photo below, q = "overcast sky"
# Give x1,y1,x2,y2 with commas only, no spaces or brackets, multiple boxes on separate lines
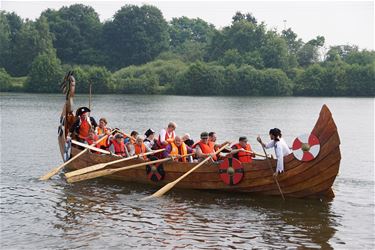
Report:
1,0,374,50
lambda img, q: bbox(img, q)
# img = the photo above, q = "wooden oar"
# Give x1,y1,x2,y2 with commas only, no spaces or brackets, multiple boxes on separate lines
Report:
65,148,166,178
143,143,229,199
242,150,270,158
71,140,112,155
39,130,115,181
66,153,191,183
258,137,285,200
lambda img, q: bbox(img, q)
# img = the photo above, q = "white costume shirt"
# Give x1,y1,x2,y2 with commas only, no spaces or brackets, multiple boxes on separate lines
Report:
159,128,175,144
265,138,292,173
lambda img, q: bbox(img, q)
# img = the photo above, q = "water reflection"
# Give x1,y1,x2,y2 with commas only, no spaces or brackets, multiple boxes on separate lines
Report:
52,179,339,249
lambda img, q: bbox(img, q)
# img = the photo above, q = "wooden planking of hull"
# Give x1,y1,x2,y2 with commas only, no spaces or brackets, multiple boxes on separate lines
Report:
59,104,341,199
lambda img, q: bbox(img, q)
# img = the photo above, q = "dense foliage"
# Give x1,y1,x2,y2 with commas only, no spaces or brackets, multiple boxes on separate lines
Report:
0,6,373,96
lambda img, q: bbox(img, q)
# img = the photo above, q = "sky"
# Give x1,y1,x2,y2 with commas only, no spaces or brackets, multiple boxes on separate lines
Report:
1,0,374,50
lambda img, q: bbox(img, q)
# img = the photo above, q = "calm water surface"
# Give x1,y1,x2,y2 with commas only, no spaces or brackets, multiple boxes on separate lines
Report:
0,93,374,249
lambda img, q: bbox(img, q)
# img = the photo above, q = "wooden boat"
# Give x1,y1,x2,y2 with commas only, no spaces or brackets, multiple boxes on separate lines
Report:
58,74,341,199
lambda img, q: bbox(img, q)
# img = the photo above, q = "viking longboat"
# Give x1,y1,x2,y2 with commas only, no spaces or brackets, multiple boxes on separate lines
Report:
58,74,341,199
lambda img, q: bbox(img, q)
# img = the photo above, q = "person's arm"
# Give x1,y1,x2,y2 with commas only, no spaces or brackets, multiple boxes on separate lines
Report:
108,143,115,154
163,145,172,158
159,129,168,145
265,140,275,149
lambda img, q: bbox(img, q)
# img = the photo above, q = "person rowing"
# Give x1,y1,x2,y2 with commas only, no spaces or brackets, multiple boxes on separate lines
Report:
230,136,255,163
164,136,194,162
193,132,217,162
157,122,177,149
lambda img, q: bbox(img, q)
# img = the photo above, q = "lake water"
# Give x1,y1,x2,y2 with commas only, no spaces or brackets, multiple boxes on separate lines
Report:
0,93,374,249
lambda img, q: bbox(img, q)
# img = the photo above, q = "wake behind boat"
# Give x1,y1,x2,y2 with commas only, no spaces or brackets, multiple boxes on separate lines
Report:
56,73,341,199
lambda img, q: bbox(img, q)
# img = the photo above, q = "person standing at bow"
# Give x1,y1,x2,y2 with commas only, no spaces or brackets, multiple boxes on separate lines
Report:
70,107,97,143
157,122,177,149
257,128,292,175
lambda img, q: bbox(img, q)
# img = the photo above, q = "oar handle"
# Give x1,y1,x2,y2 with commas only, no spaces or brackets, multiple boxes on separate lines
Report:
257,137,285,201
243,150,268,158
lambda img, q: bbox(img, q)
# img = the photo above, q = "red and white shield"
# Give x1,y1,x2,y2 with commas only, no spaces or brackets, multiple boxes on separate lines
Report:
292,133,320,161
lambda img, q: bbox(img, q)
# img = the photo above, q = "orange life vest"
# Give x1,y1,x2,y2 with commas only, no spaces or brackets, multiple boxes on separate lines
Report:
196,141,217,161
111,139,126,157
86,135,99,145
78,119,91,139
233,143,252,163
170,142,188,162
96,127,108,135
134,143,147,160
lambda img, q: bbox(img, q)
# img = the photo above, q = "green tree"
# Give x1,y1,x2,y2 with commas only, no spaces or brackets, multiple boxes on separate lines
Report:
0,12,11,69
346,63,375,96
102,5,169,69
0,68,12,91
26,50,63,92
42,4,104,65
294,64,325,95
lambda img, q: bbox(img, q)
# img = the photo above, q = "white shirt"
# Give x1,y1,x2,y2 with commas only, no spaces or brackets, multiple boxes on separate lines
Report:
159,128,175,144
265,138,291,173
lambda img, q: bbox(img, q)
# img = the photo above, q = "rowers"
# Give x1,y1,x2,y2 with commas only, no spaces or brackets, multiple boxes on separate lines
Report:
230,136,255,163
194,132,217,161
157,122,177,148
164,136,194,162
109,133,128,157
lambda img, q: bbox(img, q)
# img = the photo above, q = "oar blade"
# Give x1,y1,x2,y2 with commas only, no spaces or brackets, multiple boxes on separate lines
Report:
66,168,114,183
39,166,63,181
65,162,108,178
143,182,176,200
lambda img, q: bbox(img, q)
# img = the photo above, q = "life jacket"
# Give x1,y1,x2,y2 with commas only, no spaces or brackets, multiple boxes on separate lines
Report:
111,139,126,157
157,130,175,148
78,119,91,139
233,143,252,163
170,142,188,162
96,127,108,135
134,143,147,160
86,135,99,145
195,141,217,161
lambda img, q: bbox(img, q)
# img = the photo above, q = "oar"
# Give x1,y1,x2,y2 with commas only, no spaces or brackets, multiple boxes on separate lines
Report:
39,130,115,181
143,143,229,199
258,137,285,200
65,148,165,178
242,150,270,158
71,139,112,155
67,152,194,183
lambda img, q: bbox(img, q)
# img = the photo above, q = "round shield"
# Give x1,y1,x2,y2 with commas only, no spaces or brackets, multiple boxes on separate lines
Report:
219,157,244,185
146,156,165,182
292,133,320,162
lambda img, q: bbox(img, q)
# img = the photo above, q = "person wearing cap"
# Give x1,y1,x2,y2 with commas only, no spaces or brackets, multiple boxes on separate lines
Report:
230,136,255,163
157,122,177,149
109,133,128,157
69,107,98,142
144,129,157,149
193,132,217,161
257,128,291,176
164,136,194,162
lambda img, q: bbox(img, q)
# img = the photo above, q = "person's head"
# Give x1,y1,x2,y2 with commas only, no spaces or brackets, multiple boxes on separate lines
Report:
239,136,248,147
88,128,95,139
269,128,282,141
130,131,139,138
135,136,144,146
208,132,217,142
81,112,88,119
174,136,182,147
145,129,155,139
76,107,90,119
182,133,191,142
200,132,209,144
99,118,107,128
115,133,124,142
167,121,177,132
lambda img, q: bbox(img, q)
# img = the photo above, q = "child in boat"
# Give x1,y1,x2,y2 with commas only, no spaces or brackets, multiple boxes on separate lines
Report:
257,128,292,176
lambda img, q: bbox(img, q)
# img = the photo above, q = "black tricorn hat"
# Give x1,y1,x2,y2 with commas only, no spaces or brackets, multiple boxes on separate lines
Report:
76,107,91,116
145,128,155,137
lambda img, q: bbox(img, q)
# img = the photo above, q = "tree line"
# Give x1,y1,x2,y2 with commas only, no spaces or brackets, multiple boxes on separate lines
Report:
0,4,374,96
